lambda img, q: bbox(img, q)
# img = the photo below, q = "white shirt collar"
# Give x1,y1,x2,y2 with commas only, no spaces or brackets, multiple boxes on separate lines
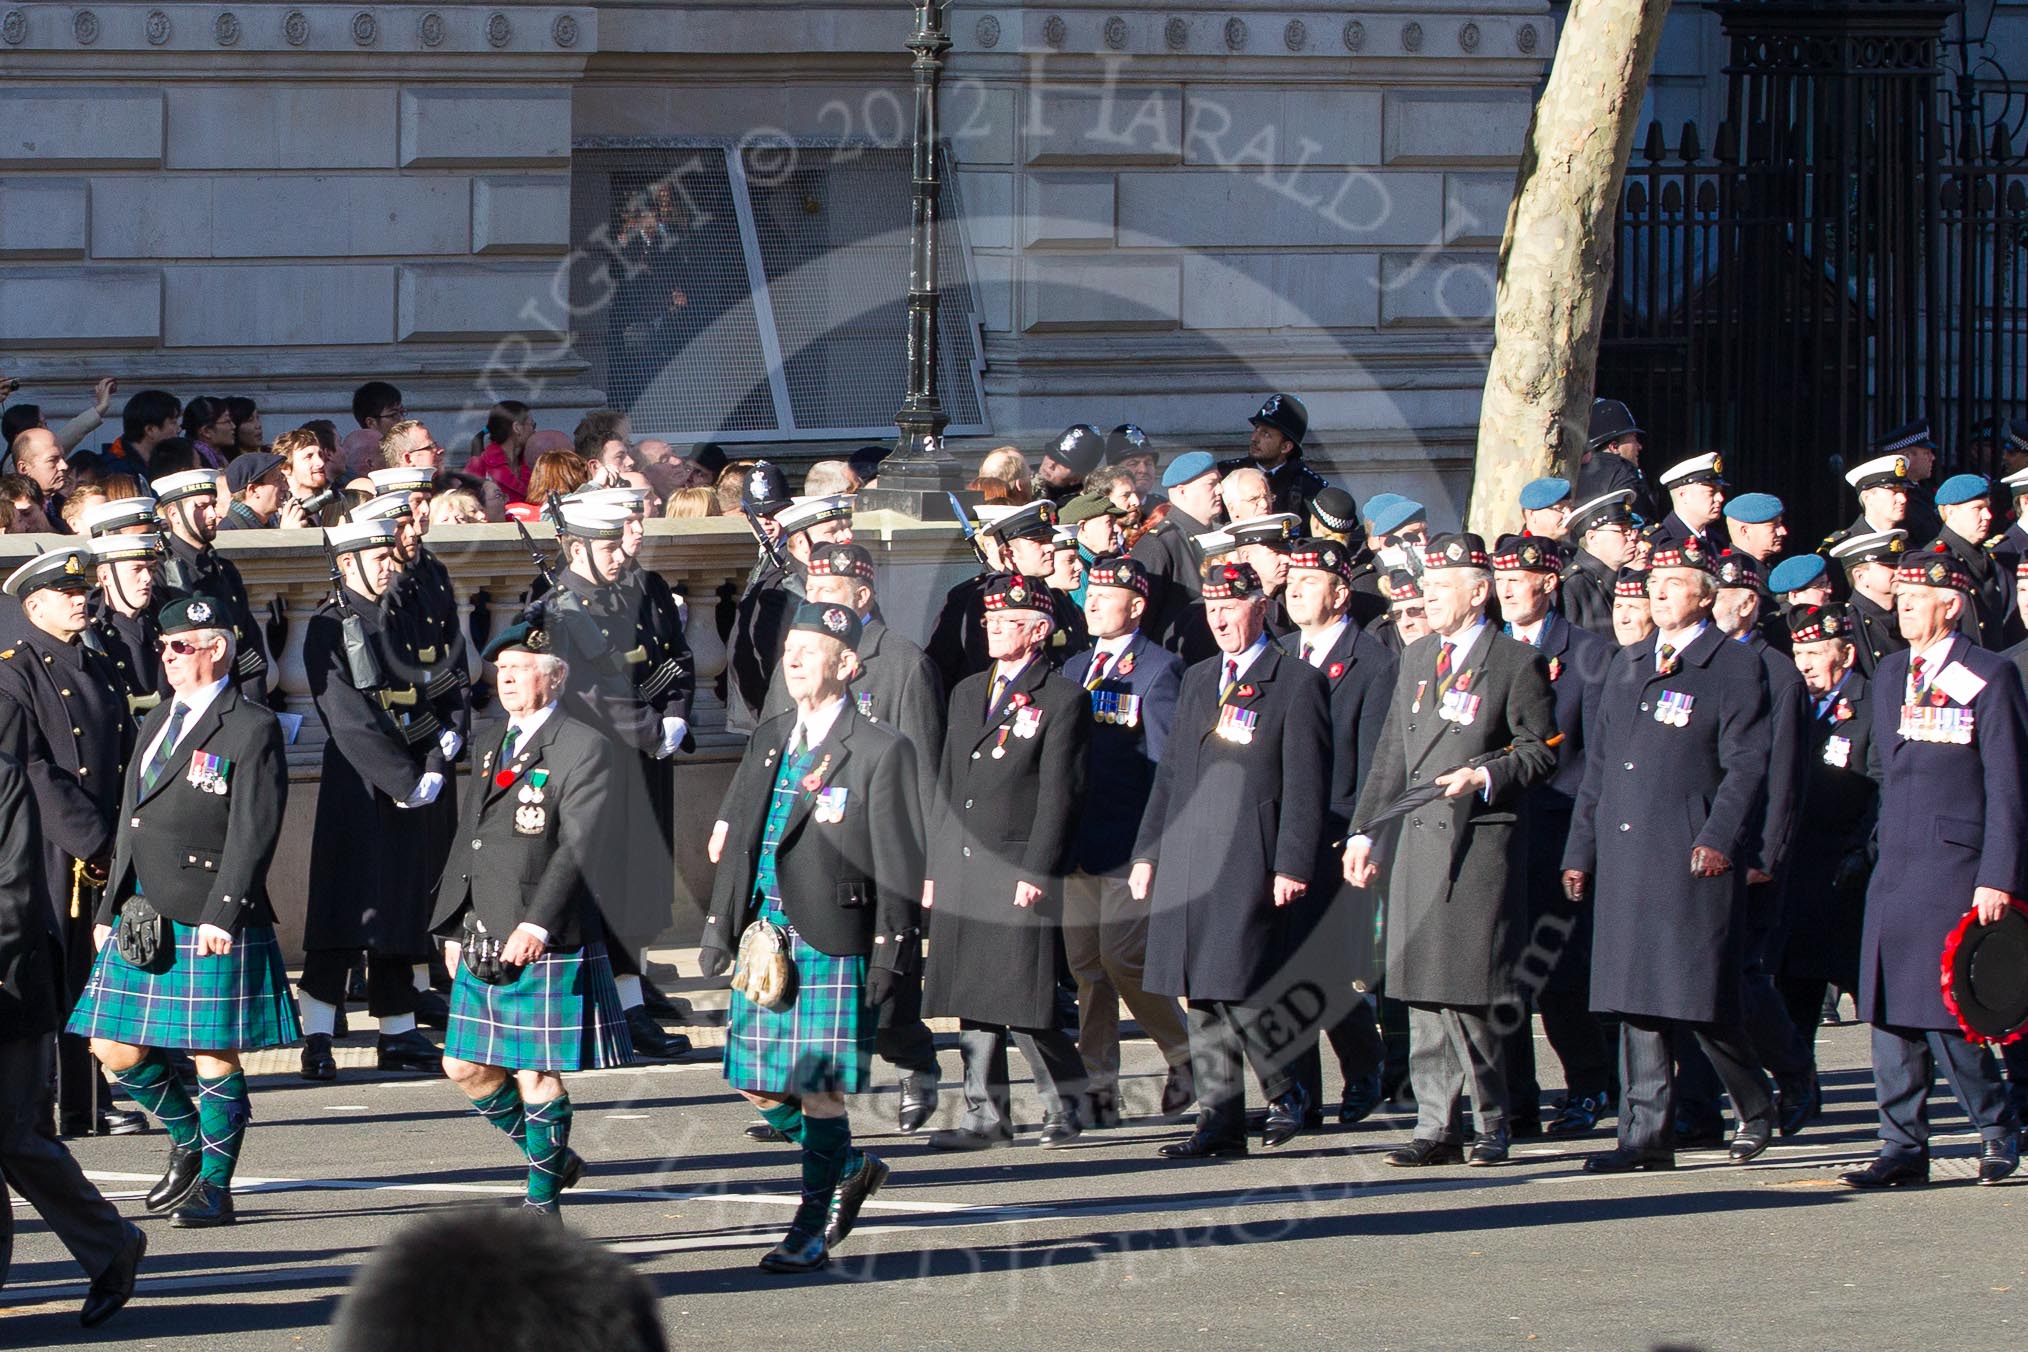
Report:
1437,616,1490,658
1506,614,1548,648
1913,632,1957,671
792,693,849,752
1655,620,1708,666
508,700,558,743
1223,633,1272,681
145,674,230,769
1298,617,1349,665
1091,631,1136,660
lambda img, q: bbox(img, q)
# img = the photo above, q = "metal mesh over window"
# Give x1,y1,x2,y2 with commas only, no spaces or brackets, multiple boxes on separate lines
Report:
568,143,987,442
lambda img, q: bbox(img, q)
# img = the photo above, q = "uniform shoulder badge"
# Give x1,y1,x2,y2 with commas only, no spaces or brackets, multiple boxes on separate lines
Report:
0,649,13,660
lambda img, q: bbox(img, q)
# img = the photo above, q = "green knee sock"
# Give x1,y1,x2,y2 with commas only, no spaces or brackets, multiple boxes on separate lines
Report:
523,1093,573,1205
470,1082,527,1146
194,1071,251,1186
794,1113,853,1234
759,1100,806,1144
111,1052,198,1149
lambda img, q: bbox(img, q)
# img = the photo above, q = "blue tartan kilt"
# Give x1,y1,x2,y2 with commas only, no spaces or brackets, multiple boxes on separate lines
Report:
442,941,632,1073
67,920,300,1051
722,907,874,1097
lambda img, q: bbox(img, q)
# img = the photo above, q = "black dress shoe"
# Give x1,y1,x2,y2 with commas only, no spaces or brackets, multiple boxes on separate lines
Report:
170,1178,236,1228
825,1153,889,1247
1157,1130,1248,1159
1338,1073,1383,1126
1261,1087,1310,1149
375,1029,442,1074
560,1148,585,1191
80,1223,145,1329
1159,1066,1196,1117
745,1122,792,1144
639,977,691,1022
1039,1114,1082,1148
1980,1136,2020,1186
897,1073,939,1134
301,1032,338,1081
625,1007,693,1062
1777,1072,1821,1138
1840,1155,1928,1189
1673,1118,1726,1150
1085,1089,1124,1129
1728,1118,1774,1164
926,1127,1011,1152
1469,1129,1511,1166
145,1143,204,1213
101,1108,151,1136
758,1227,829,1274
1583,1146,1676,1174
1385,1137,1466,1167
413,988,451,1030
1545,1094,1607,1136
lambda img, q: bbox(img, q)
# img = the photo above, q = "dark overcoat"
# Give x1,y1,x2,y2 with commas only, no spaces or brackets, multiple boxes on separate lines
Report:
1778,671,1880,991
1859,636,2028,1030
1297,619,1397,987
1846,592,1906,680
1518,615,1611,997
1558,550,1618,640
1130,506,1218,664
1563,624,1771,1023
1742,632,1810,879
0,756,60,1040
159,534,268,695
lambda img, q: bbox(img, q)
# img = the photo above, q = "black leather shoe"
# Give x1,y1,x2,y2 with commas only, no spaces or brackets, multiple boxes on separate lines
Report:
301,1032,338,1081
1261,1086,1310,1149
1728,1118,1774,1164
745,1121,792,1144
375,1029,442,1074
80,1223,145,1329
1385,1137,1466,1167
825,1153,889,1247
1159,1066,1196,1117
560,1148,585,1191
1840,1155,1928,1189
625,1007,693,1062
1819,989,1844,1026
759,1227,829,1274
145,1143,204,1213
927,1126,1011,1152
1583,1146,1676,1174
1777,1072,1821,1137
414,989,451,1030
1545,1094,1607,1136
1039,1114,1082,1148
897,1073,939,1134
1673,1118,1726,1150
101,1108,150,1136
1469,1129,1511,1166
639,977,691,1022
170,1178,236,1228
1085,1089,1124,1129
1980,1136,2020,1186
1157,1130,1248,1159
1338,1073,1383,1126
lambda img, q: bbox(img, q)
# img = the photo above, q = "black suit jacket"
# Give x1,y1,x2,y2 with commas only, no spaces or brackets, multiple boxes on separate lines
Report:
1131,506,1218,664
706,707,925,971
1061,631,1183,876
430,709,611,948
104,684,287,932
159,533,268,695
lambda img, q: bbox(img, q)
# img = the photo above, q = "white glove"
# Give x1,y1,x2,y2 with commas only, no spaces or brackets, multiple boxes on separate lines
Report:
655,715,689,759
397,771,445,809
439,729,464,761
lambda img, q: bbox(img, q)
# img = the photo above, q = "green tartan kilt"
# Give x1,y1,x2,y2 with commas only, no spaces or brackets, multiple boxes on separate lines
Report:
67,920,300,1051
442,941,632,1072
722,906,873,1097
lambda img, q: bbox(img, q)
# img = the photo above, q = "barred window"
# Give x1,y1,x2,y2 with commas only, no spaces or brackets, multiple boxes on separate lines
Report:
569,141,988,442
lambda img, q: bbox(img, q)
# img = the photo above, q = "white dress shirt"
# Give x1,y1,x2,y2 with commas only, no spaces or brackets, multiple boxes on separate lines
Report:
141,674,229,772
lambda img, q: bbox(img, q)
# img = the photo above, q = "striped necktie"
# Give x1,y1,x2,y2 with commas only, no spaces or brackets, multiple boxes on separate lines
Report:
1910,655,1927,704
1434,640,1455,694
1084,650,1111,691
1657,643,1678,677
139,702,190,794
1220,659,1239,701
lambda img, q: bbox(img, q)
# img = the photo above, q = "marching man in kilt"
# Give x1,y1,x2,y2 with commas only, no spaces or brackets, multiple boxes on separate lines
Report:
704,601,926,1274
431,616,632,1219
70,595,298,1228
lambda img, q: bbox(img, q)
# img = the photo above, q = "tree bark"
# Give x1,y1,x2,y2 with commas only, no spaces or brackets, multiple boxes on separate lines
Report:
1465,0,1673,537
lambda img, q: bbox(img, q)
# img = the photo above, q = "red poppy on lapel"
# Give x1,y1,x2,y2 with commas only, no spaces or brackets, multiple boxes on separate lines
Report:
1547,656,1562,682
801,772,824,792
1929,688,1948,707
493,769,515,790
1833,699,1853,722
1454,670,1474,692
1009,691,1030,710
1234,684,1257,700
1327,662,1346,680
1116,652,1136,677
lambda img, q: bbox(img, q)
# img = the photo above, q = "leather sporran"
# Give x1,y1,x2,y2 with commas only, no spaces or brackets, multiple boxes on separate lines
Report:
460,919,522,987
731,917,797,1011
114,896,173,974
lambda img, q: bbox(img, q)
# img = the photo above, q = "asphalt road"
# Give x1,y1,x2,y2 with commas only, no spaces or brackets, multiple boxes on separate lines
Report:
4,1016,2024,1351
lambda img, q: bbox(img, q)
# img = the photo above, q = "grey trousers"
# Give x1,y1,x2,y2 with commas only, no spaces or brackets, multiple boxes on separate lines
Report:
957,1020,1088,1136
0,1034,127,1288
1062,870,1192,1091
1872,1023,2020,1161
1407,1002,1509,1142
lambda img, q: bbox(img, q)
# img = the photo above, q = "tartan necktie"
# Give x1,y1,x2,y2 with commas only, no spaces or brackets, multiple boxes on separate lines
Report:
1657,643,1678,677
1220,659,1239,701
139,702,190,794
1084,650,1111,691
1910,655,1927,704
499,724,520,766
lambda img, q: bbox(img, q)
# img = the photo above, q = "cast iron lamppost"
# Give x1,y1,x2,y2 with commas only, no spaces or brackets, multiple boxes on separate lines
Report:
863,0,966,517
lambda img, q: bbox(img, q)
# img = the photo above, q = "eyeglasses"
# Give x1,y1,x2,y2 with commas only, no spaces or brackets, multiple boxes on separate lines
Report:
1395,605,1428,620
157,637,217,656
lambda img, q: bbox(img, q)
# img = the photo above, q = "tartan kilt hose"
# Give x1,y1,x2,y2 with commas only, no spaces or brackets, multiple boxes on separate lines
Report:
722,905,874,1097
67,921,300,1051
442,941,632,1073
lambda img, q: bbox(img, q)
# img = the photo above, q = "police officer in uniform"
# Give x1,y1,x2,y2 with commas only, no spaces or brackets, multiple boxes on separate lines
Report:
298,520,448,1079
1131,451,1226,665
1218,394,1331,521
1930,474,2020,650
1559,491,1640,640
1575,398,1656,524
70,595,298,1228
150,469,270,700
1874,418,1943,544
87,532,169,716
434,615,632,1220
1843,544,2025,1188
1034,424,1107,508
0,545,142,1137
1829,530,1909,678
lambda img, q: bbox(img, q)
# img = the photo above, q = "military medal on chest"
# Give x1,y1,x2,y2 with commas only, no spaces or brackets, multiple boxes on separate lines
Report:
513,769,550,834
1216,704,1259,745
186,749,231,795
1653,690,1695,728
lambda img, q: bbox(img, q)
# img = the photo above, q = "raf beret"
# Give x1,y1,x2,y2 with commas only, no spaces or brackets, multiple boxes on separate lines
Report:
1768,553,1831,594
1161,451,1219,490
1368,497,1428,538
1723,492,1785,524
1519,477,1572,512
1935,473,1993,507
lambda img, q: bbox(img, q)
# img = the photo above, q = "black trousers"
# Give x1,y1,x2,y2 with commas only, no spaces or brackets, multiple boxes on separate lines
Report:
1618,1014,1775,1153
0,1034,127,1286
1292,996,1385,1108
299,948,420,1018
874,970,940,1078
1188,1000,1298,1144
957,1020,1087,1136
56,907,111,1128
1504,987,1617,1120
1872,1023,2019,1161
